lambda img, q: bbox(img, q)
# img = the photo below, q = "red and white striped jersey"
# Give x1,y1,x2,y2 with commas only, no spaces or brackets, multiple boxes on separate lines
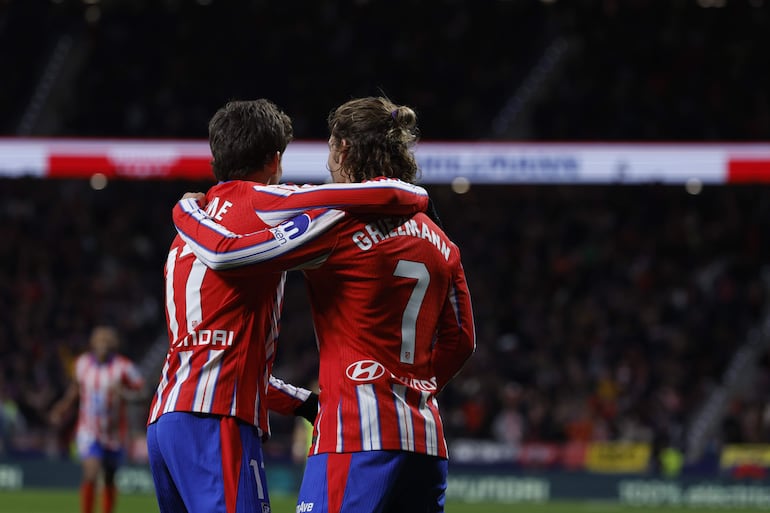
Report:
149,179,429,438
172,203,475,458
75,352,144,450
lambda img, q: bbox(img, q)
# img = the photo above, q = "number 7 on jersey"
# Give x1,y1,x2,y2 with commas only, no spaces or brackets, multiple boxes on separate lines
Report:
393,259,430,364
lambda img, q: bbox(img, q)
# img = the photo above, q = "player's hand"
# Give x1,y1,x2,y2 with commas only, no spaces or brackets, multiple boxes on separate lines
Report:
181,192,207,208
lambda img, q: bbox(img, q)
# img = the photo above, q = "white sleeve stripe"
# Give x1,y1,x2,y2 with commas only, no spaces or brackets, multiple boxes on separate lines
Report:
177,210,344,270
252,180,428,198
268,375,311,402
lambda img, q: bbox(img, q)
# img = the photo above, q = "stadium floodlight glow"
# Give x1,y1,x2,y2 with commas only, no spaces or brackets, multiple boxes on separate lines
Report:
685,178,703,195
451,176,471,194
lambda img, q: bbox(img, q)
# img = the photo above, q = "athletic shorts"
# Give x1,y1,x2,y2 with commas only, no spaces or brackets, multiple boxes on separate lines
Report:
147,412,270,513
76,432,123,469
297,451,448,513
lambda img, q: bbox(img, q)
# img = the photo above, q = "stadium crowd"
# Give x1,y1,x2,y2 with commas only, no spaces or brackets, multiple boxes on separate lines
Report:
1,1,768,141
1,178,768,467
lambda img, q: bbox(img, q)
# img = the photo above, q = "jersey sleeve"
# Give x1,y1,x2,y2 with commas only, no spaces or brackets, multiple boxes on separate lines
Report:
247,178,429,223
266,375,312,416
432,260,476,392
173,199,342,271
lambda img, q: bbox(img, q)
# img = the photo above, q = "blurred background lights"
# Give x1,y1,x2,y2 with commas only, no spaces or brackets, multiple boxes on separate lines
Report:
685,177,703,195
89,172,108,190
451,176,471,194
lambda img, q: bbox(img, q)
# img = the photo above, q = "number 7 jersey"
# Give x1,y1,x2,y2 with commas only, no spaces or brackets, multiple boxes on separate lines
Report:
173,204,476,458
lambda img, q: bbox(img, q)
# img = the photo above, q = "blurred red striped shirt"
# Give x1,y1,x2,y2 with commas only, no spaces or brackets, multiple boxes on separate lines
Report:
75,352,143,450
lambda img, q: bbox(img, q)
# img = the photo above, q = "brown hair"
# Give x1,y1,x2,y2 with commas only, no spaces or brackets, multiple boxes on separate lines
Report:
208,99,294,181
327,97,420,183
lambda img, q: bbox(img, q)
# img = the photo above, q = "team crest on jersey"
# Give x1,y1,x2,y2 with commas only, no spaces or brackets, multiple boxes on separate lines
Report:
345,360,386,382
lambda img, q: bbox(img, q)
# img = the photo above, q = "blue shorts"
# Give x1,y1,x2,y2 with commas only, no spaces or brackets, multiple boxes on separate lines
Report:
78,438,124,469
147,412,270,513
297,451,448,513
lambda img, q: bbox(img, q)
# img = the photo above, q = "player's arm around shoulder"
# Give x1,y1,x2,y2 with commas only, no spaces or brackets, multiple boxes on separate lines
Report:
253,178,429,216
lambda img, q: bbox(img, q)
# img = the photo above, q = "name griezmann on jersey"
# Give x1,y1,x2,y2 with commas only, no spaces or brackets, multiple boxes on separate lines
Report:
352,217,452,261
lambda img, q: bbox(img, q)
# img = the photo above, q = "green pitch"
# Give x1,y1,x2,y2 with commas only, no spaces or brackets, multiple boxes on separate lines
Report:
0,490,759,513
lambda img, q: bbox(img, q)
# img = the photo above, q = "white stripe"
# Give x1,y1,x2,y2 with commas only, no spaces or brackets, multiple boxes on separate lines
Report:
230,381,237,417
268,375,311,402
392,384,415,451
313,409,323,455
336,403,343,452
433,397,447,456
185,259,207,331
150,359,171,422
265,274,285,361
419,392,438,456
253,380,261,427
163,351,192,413
165,248,179,341
356,384,381,451
192,350,224,412
177,210,345,270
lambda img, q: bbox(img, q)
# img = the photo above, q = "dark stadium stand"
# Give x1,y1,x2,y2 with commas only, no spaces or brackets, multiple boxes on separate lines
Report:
1,178,768,468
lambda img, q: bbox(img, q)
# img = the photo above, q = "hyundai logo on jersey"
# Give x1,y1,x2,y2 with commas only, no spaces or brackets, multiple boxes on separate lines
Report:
345,360,386,382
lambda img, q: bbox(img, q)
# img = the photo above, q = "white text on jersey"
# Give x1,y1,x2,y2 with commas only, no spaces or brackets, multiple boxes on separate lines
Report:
204,197,233,220
174,329,235,348
352,218,451,261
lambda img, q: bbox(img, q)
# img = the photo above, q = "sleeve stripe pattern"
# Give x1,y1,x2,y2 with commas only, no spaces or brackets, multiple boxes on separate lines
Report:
175,204,345,269
268,375,312,402
252,179,429,199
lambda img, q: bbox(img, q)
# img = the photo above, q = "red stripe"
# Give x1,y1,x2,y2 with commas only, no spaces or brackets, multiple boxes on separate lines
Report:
326,453,352,513
727,159,770,183
220,417,242,513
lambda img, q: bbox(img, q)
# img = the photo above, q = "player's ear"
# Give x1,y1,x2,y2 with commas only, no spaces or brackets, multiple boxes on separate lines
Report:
267,151,282,184
338,139,349,164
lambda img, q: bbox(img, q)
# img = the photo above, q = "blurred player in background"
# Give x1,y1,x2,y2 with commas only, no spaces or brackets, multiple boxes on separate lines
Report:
172,97,476,513
50,325,144,513
147,99,429,513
